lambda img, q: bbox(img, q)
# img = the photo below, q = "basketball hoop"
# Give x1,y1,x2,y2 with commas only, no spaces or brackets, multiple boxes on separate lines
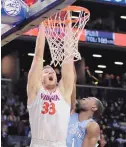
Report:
43,6,90,67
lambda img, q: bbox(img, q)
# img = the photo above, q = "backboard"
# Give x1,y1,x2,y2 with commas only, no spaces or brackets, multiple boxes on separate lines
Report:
1,0,76,47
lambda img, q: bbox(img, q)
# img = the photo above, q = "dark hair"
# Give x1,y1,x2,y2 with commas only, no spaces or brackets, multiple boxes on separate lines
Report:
75,100,85,113
94,99,104,119
75,98,104,119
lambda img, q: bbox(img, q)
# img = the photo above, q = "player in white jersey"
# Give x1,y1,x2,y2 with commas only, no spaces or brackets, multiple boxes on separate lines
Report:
27,24,75,147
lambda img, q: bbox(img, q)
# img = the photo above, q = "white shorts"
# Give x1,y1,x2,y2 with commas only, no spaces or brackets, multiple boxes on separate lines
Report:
30,139,67,147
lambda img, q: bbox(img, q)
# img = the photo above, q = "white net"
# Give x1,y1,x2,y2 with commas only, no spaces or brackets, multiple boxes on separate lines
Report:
43,6,90,67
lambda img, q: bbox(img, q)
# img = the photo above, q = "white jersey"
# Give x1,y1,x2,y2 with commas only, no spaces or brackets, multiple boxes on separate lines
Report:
27,87,70,147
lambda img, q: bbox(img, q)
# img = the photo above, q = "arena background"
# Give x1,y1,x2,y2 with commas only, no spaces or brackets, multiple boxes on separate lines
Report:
1,0,126,147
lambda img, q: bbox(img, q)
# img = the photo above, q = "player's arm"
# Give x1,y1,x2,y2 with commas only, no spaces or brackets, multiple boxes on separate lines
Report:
71,84,76,114
58,16,75,104
59,60,74,104
27,24,45,97
71,65,77,113
82,122,100,147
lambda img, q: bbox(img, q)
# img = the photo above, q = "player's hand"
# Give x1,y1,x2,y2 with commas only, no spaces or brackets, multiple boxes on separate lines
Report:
39,22,45,30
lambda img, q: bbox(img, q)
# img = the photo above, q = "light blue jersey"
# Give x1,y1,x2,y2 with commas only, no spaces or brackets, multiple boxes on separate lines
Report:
66,113,94,147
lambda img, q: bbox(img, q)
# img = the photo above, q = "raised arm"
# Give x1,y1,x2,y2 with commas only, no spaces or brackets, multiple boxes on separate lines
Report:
82,122,100,147
71,65,77,113
58,14,76,104
27,24,45,98
59,60,74,104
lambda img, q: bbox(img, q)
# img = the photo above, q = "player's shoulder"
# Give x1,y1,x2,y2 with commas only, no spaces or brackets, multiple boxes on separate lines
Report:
88,121,100,128
87,121,100,133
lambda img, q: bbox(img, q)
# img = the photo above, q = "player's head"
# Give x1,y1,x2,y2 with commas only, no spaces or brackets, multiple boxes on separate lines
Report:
42,65,57,89
75,97,104,119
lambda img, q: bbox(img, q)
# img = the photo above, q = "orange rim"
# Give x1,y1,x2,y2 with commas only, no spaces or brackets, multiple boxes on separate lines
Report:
63,6,90,14
43,6,90,25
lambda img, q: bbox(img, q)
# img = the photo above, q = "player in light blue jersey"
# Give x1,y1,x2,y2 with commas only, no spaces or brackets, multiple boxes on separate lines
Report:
67,97,104,147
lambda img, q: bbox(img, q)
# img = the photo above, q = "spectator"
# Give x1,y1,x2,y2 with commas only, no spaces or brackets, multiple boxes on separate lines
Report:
97,73,103,86
110,74,116,87
122,73,126,88
1,121,8,138
2,110,7,122
102,74,110,86
6,96,15,106
18,120,25,136
8,112,17,122
115,76,122,87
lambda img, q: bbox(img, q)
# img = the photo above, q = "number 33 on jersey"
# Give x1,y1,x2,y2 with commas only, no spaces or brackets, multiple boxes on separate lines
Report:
41,102,56,115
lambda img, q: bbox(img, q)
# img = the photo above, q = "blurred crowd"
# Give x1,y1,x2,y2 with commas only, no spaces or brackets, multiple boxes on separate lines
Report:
99,97,126,147
76,66,126,89
96,73,126,88
1,83,31,147
55,67,126,88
